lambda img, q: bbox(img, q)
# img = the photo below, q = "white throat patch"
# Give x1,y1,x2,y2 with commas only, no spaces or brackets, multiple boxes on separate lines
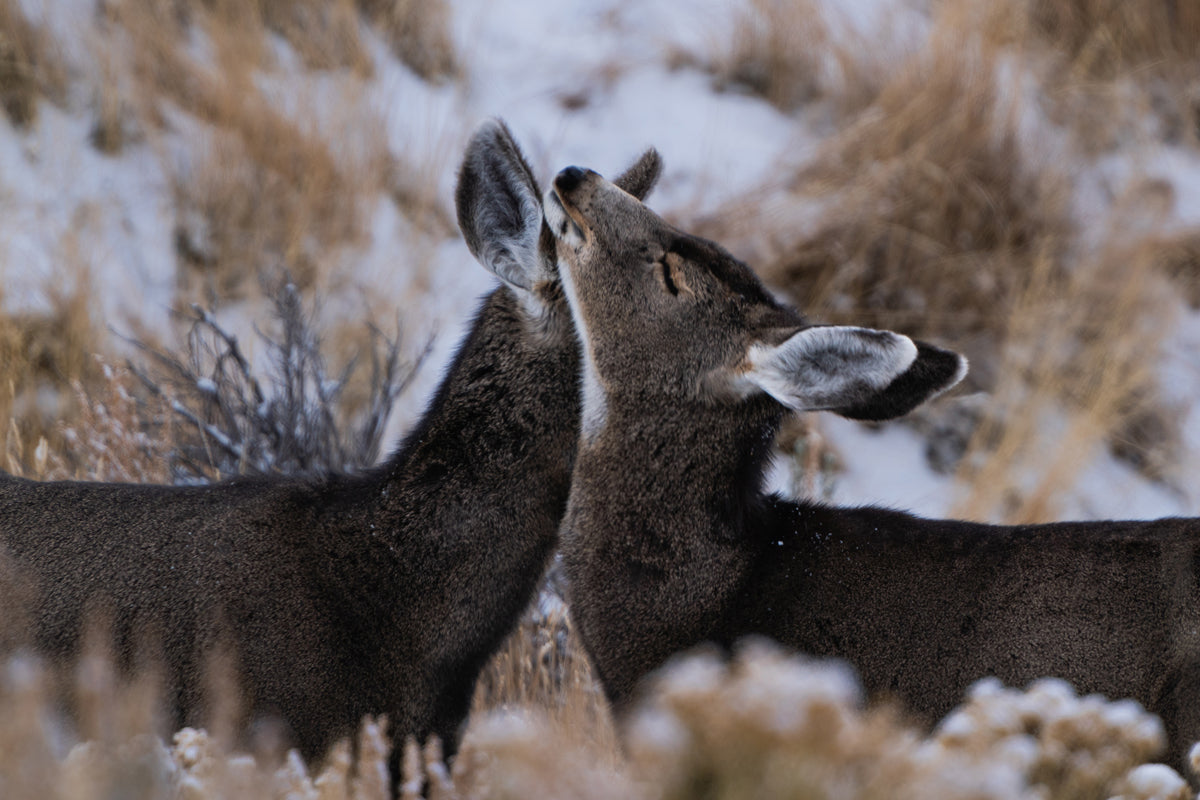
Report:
546,190,608,442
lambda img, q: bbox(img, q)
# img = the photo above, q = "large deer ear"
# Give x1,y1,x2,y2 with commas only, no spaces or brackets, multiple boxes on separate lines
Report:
740,326,967,420
613,148,662,201
456,119,552,292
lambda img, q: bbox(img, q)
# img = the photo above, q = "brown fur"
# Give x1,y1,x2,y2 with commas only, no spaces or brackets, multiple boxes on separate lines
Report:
0,121,654,775
548,162,1200,771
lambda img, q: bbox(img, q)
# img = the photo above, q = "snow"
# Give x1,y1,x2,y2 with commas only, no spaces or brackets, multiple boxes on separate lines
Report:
5,0,1200,524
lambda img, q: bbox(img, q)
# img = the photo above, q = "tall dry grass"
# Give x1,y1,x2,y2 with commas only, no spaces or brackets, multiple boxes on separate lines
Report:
951,221,1178,522
672,0,891,121
88,0,449,304
971,0,1200,150
0,273,106,478
112,0,390,300
690,0,1195,513
0,0,67,127
0,630,1192,800
710,12,1071,382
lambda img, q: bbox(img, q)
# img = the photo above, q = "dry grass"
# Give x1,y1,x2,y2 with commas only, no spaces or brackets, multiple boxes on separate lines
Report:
726,19,1072,381
674,0,889,120
691,0,1191,505
357,0,459,84
0,628,1190,800
949,0,1200,150
0,0,67,128
89,0,445,303
0,274,106,477
1023,0,1200,83
950,207,1180,522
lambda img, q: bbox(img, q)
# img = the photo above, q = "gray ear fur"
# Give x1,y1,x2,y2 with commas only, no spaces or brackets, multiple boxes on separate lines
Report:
739,325,967,420
742,326,918,411
613,148,663,201
456,120,551,291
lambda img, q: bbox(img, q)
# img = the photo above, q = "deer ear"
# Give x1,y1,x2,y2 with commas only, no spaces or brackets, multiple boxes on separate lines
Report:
741,326,967,420
456,119,552,292
613,148,662,201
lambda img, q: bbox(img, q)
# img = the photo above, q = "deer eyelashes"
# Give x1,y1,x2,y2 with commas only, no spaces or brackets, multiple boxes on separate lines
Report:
655,253,691,297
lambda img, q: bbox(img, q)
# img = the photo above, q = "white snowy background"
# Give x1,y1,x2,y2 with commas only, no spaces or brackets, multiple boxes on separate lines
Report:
3,0,1200,522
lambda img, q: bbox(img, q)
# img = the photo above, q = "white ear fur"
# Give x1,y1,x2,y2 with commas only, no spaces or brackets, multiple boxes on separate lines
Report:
476,189,545,291
742,326,918,411
456,120,551,294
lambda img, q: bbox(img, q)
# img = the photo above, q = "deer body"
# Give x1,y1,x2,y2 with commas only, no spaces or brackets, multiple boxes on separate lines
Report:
740,505,1198,737
546,160,1200,766
0,121,666,768
0,278,576,762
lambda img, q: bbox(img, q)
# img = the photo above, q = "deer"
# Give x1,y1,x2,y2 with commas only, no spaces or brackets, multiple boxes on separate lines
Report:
544,159,1200,770
0,121,662,776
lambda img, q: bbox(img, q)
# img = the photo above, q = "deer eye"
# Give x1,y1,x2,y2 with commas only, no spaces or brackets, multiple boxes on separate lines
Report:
656,252,690,298
659,259,679,296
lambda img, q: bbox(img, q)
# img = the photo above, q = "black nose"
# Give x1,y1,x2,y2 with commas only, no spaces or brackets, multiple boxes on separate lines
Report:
555,166,588,193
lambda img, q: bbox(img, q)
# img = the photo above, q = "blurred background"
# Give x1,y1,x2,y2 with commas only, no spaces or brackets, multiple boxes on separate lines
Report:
4,0,1200,524
4,1,1200,797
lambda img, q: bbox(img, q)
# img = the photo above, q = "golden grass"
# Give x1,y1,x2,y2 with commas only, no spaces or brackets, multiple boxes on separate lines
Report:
87,0,443,303
744,20,1071,365
0,0,67,128
689,0,1190,508
1023,0,1200,82
0,273,105,478
676,0,887,120
0,628,1190,800
951,230,1176,522
948,0,1200,151
357,0,459,84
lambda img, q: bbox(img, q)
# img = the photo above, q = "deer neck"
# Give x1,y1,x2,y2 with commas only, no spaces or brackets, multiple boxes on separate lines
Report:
570,393,783,541
367,284,579,560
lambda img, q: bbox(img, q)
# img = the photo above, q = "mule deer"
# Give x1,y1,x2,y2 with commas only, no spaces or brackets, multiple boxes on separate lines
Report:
0,121,660,773
546,161,1200,768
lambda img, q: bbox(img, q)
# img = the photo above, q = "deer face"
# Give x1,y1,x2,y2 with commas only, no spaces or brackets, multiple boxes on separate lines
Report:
546,165,966,437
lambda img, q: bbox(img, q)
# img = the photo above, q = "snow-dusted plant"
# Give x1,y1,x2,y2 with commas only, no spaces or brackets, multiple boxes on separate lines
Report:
130,279,428,483
624,640,1194,800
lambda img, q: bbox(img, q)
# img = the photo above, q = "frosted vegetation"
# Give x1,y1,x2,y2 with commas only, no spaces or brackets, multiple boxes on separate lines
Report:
3,0,1200,796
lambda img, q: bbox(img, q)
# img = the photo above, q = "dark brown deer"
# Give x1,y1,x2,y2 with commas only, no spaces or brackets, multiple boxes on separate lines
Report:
0,122,661,774
546,161,1200,769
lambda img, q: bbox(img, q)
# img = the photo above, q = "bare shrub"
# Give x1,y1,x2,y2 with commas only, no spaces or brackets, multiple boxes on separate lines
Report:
0,0,67,127
128,280,426,482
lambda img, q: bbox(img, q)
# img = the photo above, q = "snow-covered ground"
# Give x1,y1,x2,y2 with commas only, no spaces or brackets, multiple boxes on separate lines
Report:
4,0,1200,522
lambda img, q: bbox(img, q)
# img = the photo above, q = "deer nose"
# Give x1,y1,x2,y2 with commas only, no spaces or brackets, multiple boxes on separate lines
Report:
555,166,590,194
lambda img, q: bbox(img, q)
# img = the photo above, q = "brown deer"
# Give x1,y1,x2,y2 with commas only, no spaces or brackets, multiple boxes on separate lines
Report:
0,122,661,774
546,161,1200,769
